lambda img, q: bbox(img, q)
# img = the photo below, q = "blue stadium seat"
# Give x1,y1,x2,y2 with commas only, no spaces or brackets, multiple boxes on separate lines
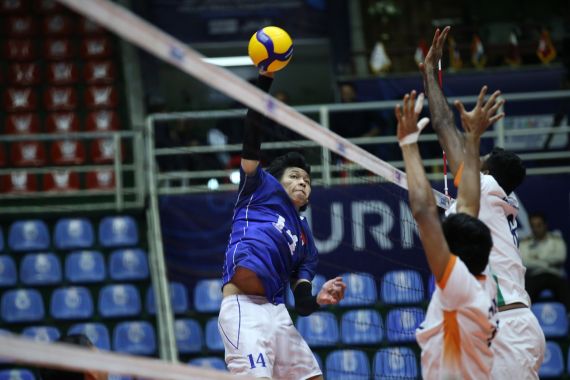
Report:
22,326,60,343
286,274,326,307
326,350,370,380
381,270,424,304
531,302,568,338
108,375,133,380
194,278,223,313
50,287,94,320
386,307,425,343
113,321,156,355
0,369,35,380
65,250,106,283
297,311,339,347
339,272,377,307
373,347,418,380
0,255,17,287
188,357,227,371
20,253,62,285
109,249,149,281
175,319,203,354
341,309,383,345
69,323,111,351
147,282,189,315
54,218,94,249
8,220,50,252
539,341,564,378
427,274,436,300
99,284,141,318
99,216,138,247
205,317,224,352
1,289,45,323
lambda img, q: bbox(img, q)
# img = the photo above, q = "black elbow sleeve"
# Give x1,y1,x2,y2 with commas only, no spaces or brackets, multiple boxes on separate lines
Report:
293,281,320,316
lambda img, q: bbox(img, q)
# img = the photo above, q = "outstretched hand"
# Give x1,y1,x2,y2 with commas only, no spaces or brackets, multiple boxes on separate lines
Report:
419,26,450,76
316,277,346,305
454,85,505,138
395,91,430,146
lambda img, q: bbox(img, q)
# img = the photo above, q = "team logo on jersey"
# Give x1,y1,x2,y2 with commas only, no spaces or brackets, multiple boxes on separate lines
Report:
273,214,299,255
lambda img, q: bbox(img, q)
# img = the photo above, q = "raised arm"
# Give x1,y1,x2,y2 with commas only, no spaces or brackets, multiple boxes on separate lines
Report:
419,26,465,175
396,91,450,281
454,86,505,216
241,71,274,175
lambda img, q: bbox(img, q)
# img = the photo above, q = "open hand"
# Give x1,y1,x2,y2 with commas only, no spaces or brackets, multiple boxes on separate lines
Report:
317,277,346,305
419,26,450,76
454,85,505,138
395,90,430,146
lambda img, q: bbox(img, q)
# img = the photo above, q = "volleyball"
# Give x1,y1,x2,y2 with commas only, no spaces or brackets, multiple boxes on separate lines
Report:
248,26,293,72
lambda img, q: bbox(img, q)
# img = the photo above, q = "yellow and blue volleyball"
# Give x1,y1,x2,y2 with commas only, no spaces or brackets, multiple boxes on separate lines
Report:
248,26,293,72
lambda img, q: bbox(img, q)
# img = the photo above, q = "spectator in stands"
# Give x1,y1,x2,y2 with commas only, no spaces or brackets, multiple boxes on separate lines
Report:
520,212,570,310
38,334,106,380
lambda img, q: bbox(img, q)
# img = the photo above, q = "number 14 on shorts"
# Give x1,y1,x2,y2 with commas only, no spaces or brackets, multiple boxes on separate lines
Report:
248,353,267,369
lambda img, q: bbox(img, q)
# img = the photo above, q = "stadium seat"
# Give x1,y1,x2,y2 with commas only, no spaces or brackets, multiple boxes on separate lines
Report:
91,138,123,164
86,110,120,132
5,113,41,134
20,252,62,285
99,216,138,247
4,39,37,61
109,249,149,281
45,112,80,133
50,286,94,320
188,357,227,371
297,311,339,347
22,326,60,342
373,347,418,380
44,86,78,111
193,278,223,312
85,85,119,109
339,272,377,307
386,307,425,343
50,140,86,165
55,218,94,249
381,270,424,304
175,319,203,354
113,321,156,355
42,14,73,35
0,0,28,12
108,376,132,380
1,171,37,193
78,17,106,35
427,274,436,300
5,14,37,36
84,61,116,84
8,63,41,86
35,1,65,14
0,255,17,287
10,141,46,167
286,274,325,307
69,322,111,350
539,341,564,378
87,170,115,190
46,62,79,85
1,288,45,323
98,284,141,318
531,302,568,338
341,309,383,345
80,37,113,59
0,369,35,380
44,38,75,60
8,220,49,251
326,350,370,380
147,282,189,315
205,317,224,352
43,170,80,192
3,87,38,112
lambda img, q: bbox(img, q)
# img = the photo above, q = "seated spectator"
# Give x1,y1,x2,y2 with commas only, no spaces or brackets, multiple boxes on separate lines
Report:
520,212,570,310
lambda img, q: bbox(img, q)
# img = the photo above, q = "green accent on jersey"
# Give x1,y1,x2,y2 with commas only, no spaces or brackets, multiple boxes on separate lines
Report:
492,274,506,307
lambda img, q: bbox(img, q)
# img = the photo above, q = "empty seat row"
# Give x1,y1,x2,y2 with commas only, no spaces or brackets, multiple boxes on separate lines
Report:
326,348,418,380
1,13,107,36
2,61,116,86
1,170,116,193
0,248,148,286
3,110,121,134
0,216,138,251
0,283,188,322
3,37,113,61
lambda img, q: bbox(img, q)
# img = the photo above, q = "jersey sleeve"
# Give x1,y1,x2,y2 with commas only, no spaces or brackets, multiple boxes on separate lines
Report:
437,255,481,310
291,222,318,282
238,165,266,198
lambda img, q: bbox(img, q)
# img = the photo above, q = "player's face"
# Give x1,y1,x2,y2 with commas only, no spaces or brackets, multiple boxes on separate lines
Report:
280,167,311,209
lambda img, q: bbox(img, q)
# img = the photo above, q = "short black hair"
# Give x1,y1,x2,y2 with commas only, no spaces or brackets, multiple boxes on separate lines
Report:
442,213,493,276
39,334,94,380
484,147,526,195
266,151,311,211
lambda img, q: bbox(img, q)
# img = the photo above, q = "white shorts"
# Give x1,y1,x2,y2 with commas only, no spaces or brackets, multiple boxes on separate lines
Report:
491,307,545,380
218,294,322,380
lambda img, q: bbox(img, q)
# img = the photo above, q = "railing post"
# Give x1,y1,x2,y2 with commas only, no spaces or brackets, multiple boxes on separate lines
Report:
319,106,332,187
496,98,506,148
113,133,124,211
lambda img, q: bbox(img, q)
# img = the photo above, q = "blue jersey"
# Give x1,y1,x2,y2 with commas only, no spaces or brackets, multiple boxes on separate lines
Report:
222,166,319,304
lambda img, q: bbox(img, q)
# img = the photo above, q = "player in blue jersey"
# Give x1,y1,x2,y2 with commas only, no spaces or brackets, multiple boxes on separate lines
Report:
218,71,346,379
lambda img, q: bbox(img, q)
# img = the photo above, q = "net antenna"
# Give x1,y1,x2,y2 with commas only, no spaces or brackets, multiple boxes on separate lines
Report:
54,0,450,209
